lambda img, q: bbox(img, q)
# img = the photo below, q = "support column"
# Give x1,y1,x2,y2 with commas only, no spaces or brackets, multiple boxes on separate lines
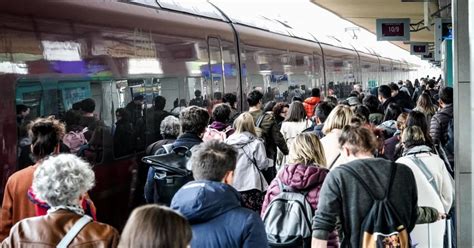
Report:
453,0,471,246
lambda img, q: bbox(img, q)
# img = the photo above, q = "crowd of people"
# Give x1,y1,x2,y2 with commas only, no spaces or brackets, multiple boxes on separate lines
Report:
1,76,455,247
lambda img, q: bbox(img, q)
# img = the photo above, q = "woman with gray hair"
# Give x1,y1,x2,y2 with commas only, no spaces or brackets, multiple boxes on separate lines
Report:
146,115,181,155
2,154,119,247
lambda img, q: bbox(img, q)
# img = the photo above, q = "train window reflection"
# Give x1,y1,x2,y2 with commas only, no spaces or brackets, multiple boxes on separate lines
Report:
0,62,28,75
41,41,82,61
128,58,163,75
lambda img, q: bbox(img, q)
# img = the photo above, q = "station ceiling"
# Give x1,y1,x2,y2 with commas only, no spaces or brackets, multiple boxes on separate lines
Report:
310,0,451,51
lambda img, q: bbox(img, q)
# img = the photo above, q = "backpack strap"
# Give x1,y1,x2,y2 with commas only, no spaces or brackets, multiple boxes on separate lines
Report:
56,215,92,248
162,144,173,154
276,178,309,196
340,162,397,201
255,113,267,128
340,166,377,200
328,153,341,170
408,156,439,195
385,162,398,199
242,143,265,190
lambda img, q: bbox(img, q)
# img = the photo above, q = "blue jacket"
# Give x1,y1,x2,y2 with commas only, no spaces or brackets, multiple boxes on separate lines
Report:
171,181,269,248
144,132,202,203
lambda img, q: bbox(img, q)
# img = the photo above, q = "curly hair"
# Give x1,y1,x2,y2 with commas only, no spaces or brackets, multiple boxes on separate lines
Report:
160,115,180,138
32,154,95,207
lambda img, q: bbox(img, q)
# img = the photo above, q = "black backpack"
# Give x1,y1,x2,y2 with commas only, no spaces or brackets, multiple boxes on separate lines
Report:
340,163,411,248
142,146,193,205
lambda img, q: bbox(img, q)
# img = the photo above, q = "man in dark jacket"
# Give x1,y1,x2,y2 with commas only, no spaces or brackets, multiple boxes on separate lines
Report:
430,87,454,171
144,106,209,203
171,141,268,248
430,87,453,145
306,101,334,139
247,90,288,160
312,126,418,247
145,95,170,144
389,83,414,110
247,90,288,182
377,85,395,114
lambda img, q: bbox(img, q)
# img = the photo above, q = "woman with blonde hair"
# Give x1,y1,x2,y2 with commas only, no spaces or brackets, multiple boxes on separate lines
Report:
119,205,192,248
261,133,339,247
225,112,272,212
320,105,353,169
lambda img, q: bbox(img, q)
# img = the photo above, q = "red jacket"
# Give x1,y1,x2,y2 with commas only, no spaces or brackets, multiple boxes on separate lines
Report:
262,163,339,247
303,97,321,118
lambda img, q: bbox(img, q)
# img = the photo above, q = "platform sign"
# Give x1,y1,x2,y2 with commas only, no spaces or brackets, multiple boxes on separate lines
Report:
410,43,429,55
434,18,452,61
421,52,434,60
376,18,410,41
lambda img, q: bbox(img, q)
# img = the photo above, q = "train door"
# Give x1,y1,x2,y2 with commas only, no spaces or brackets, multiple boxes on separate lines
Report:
207,37,225,109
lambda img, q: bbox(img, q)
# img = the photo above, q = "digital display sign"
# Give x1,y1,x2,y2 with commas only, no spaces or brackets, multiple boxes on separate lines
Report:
442,22,452,39
421,52,434,60
410,43,429,55
376,18,410,41
381,23,405,37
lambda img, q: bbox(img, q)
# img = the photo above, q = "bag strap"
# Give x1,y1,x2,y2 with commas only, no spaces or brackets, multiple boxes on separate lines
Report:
340,162,397,201
56,215,92,248
255,113,267,128
162,144,173,154
276,178,308,197
242,143,264,190
328,153,341,170
408,156,440,195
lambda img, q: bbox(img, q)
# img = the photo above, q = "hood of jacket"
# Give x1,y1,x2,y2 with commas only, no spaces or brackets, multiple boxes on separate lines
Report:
279,163,328,190
225,132,256,147
304,96,320,105
440,103,453,117
209,121,228,131
171,181,242,224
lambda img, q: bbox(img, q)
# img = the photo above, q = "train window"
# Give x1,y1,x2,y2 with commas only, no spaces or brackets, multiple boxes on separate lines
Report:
287,52,318,98
242,44,299,104
15,80,111,168
206,37,224,109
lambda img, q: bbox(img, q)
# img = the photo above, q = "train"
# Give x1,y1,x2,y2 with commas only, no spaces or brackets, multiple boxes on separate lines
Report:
0,0,418,228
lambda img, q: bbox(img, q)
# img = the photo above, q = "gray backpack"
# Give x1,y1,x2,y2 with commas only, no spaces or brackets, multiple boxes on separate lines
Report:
262,179,313,248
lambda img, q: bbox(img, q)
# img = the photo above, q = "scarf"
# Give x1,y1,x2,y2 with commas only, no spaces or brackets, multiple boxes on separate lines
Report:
402,145,432,156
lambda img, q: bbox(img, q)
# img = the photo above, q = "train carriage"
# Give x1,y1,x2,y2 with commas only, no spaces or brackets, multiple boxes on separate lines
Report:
0,0,415,228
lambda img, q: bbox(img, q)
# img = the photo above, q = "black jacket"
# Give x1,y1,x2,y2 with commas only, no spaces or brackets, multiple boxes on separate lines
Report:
392,91,414,110
379,97,396,114
430,104,453,145
248,110,288,160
